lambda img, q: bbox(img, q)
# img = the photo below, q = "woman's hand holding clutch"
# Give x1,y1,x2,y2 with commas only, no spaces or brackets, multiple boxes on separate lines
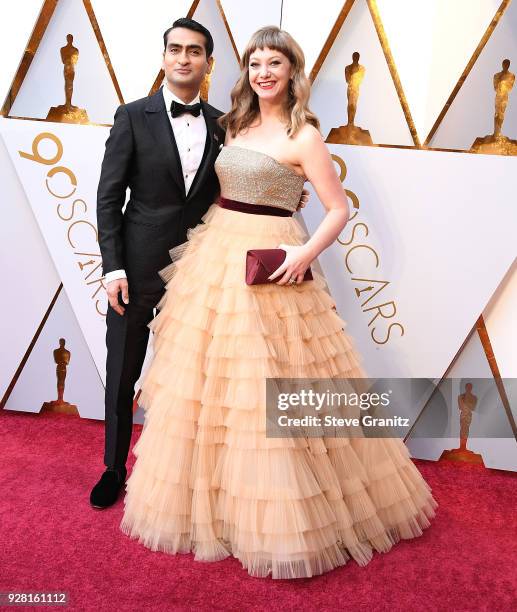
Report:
267,243,314,286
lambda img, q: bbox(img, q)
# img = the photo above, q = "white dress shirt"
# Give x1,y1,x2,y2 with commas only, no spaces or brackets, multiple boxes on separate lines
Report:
104,85,207,285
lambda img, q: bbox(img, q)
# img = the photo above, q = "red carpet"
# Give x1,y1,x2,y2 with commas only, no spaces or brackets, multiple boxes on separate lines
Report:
1,408,516,611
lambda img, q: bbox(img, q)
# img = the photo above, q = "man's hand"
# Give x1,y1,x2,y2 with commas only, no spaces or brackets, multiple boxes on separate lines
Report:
296,188,310,211
106,278,129,315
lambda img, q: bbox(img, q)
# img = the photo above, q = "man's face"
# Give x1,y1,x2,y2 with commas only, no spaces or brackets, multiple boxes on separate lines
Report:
162,27,212,91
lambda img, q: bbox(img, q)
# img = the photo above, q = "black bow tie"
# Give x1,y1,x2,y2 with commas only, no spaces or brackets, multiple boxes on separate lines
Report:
170,100,201,118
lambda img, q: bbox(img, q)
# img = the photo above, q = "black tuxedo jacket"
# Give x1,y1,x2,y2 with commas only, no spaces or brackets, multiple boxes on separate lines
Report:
97,88,225,294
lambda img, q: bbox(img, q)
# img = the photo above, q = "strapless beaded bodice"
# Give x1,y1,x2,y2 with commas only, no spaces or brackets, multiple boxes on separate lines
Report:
215,146,305,214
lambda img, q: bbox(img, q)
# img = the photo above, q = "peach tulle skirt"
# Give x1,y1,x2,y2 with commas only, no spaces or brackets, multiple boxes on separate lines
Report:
120,203,437,579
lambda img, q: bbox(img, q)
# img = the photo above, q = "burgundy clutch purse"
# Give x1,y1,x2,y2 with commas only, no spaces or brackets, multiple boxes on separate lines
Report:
245,248,313,285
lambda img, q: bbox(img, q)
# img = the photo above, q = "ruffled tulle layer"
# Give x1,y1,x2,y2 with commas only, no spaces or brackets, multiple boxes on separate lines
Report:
120,204,437,579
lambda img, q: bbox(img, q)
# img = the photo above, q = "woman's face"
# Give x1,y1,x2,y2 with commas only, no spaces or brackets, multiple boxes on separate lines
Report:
248,47,292,103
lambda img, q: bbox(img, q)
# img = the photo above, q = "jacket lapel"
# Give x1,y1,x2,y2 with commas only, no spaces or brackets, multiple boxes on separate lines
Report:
187,99,222,202
144,88,186,198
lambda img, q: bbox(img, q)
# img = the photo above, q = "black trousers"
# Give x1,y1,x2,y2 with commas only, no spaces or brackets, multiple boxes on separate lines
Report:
103,290,163,470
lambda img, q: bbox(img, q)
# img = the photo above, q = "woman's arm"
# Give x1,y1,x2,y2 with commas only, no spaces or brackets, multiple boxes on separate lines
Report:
268,125,350,285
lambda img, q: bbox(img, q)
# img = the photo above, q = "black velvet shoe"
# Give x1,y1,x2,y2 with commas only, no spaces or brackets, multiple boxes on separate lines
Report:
90,467,127,509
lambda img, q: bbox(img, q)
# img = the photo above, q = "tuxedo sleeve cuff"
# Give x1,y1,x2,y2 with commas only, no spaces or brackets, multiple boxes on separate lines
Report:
104,269,127,283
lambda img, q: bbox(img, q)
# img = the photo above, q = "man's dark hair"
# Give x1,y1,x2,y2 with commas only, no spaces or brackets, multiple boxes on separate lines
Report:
163,18,214,58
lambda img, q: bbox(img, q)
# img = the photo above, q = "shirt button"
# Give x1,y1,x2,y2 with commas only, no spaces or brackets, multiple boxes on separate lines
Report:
185,174,188,178
187,122,189,126
188,148,191,152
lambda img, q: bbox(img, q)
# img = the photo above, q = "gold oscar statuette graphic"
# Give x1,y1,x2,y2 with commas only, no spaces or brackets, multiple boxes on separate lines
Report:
326,52,373,146
441,383,484,465
46,34,89,124
41,338,78,414
471,58,517,155
200,58,215,102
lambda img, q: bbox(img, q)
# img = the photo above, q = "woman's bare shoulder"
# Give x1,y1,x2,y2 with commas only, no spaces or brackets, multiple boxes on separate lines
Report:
293,123,323,144
290,124,326,158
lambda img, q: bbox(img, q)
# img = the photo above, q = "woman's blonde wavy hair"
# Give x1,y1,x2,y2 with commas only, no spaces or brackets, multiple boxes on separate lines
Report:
219,26,320,138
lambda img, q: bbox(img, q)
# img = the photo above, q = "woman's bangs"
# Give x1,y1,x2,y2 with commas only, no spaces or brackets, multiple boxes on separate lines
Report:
244,30,293,66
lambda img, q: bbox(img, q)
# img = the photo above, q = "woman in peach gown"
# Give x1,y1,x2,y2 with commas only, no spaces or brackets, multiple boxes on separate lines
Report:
120,26,437,579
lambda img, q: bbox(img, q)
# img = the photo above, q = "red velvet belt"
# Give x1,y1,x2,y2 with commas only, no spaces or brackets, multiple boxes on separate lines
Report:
218,196,293,217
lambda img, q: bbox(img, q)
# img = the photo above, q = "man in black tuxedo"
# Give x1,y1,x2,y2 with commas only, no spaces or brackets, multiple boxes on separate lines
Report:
91,17,308,509
90,18,225,508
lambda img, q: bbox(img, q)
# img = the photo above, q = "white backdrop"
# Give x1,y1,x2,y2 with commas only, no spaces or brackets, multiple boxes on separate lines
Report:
0,0,42,110
1,0,516,469
1,118,109,382
0,133,60,403
303,144,517,379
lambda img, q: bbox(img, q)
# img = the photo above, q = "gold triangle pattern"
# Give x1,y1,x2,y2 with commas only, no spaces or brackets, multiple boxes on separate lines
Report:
0,284,63,409
308,0,420,146
1,0,58,117
2,0,123,123
424,0,511,146
405,313,517,446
